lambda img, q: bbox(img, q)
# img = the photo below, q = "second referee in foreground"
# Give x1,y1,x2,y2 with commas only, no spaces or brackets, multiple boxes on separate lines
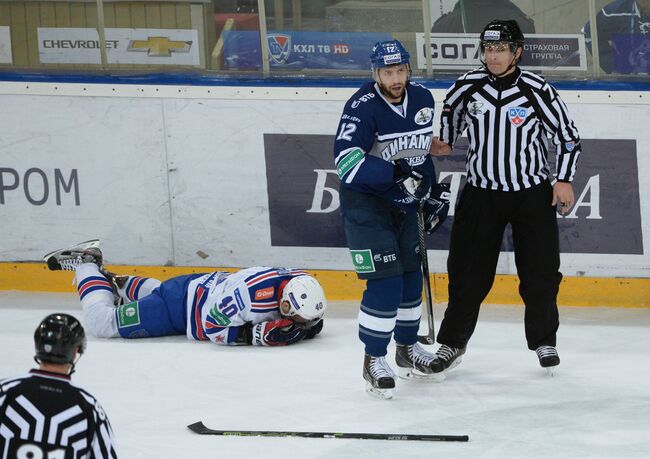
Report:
429,19,582,374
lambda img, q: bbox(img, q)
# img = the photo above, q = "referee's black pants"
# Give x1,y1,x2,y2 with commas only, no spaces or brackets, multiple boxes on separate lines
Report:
437,181,561,351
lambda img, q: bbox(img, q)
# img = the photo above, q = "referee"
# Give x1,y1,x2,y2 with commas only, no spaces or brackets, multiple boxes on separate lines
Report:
0,314,118,458
429,19,581,373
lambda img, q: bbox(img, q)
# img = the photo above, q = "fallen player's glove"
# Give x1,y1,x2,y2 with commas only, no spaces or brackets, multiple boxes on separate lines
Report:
250,319,307,346
302,318,324,340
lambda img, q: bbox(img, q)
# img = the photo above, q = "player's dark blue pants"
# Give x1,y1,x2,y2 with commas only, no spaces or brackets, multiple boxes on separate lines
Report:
437,181,561,350
116,274,203,339
340,186,424,356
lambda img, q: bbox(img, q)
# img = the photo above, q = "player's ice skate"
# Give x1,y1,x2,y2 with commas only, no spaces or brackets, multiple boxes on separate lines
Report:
43,239,103,271
100,269,130,306
363,354,396,400
536,345,560,376
434,344,466,373
395,343,445,381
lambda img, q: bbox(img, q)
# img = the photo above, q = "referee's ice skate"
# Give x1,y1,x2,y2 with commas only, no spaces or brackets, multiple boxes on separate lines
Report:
536,345,560,376
434,345,466,372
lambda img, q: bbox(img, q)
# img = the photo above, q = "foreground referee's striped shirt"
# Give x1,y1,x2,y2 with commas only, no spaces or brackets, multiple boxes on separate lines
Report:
0,369,118,458
440,67,581,192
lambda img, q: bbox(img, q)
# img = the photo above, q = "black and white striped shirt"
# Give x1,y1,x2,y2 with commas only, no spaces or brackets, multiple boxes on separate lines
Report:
0,369,118,459
440,67,581,192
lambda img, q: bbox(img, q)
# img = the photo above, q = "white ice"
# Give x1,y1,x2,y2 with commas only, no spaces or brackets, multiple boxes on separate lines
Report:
1,291,649,458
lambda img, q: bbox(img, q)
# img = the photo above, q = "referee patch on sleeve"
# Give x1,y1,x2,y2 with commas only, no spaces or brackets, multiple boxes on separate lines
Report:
117,301,141,328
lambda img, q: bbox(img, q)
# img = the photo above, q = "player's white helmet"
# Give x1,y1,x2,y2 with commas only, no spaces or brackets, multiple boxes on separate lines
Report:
280,275,327,321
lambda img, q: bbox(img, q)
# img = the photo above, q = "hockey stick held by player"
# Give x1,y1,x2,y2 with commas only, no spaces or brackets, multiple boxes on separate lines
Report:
43,240,326,347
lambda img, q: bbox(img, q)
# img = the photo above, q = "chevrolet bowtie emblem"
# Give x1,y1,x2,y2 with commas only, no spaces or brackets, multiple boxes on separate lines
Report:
127,37,191,57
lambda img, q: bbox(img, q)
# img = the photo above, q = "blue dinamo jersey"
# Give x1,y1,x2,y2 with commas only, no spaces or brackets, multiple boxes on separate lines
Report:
334,81,437,210
582,0,650,73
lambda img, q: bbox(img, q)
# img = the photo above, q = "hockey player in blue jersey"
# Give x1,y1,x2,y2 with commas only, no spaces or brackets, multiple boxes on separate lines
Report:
334,40,451,399
582,0,650,73
43,240,326,347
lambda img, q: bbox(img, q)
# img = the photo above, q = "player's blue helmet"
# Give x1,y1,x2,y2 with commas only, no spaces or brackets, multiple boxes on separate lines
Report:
370,40,410,70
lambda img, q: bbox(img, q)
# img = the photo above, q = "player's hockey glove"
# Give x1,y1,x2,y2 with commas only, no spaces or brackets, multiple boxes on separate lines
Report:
248,319,307,346
422,183,451,234
302,318,324,340
395,159,432,201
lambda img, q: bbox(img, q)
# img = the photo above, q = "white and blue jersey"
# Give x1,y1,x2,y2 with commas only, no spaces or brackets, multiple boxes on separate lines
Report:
186,267,307,344
333,81,437,209
113,267,307,344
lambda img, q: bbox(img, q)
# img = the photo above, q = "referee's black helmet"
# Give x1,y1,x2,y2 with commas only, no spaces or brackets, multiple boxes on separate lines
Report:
480,19,525,50
34,313,87,365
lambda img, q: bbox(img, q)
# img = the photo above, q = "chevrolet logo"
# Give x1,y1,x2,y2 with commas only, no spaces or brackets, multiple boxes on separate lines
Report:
127,37,191,57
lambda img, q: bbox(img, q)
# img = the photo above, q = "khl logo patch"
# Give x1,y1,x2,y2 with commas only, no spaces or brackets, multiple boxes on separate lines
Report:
268,34,291,64
508,107,528,126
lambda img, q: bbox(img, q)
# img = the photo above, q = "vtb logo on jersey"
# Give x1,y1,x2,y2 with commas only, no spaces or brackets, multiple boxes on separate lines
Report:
268,34,291,64
508,107,528,126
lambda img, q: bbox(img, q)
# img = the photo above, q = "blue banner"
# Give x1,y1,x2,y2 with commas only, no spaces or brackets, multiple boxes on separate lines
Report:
222,31,392,70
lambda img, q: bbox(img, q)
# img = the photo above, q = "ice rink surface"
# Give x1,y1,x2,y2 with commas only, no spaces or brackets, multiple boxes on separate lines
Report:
1,291,649,458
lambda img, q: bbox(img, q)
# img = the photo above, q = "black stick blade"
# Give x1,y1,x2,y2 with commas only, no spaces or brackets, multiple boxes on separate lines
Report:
187,422,210,434
187,422,469,442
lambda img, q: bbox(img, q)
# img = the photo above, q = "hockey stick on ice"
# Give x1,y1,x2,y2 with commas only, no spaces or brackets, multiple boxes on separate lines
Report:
187,422,468,442
417,201,436,345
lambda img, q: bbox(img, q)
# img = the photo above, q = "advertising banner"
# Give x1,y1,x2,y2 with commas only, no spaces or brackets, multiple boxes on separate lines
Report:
0,95,174,265
0,90,647,276
222,31,391,70
415,33,587,71
0,26,12,64
265,134,642,255
37,28,200,66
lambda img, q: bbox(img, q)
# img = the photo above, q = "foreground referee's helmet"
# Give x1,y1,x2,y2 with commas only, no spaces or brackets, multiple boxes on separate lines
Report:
34,313,87,365
480,19,525,52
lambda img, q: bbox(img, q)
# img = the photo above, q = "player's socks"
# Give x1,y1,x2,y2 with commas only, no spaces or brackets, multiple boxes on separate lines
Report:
393,270,423,346
116,276,161,303
75,263,119,338
358,275,402,356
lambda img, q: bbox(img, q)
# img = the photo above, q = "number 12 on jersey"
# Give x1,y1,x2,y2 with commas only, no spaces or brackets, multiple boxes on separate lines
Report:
337,123,357,141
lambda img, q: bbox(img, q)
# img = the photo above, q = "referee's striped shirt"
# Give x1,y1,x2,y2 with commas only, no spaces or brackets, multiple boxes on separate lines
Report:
0,369,118,459
440,67,581,192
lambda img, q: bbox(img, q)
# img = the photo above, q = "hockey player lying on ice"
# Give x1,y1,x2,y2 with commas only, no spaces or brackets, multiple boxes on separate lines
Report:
44,240,326,346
